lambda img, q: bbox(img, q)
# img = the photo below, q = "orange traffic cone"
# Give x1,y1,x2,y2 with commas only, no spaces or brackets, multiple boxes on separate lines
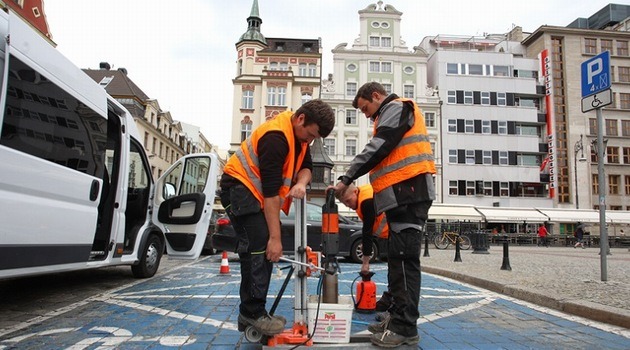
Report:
220,251,230,275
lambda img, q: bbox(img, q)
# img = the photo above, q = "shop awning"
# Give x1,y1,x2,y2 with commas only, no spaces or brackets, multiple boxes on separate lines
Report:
429,204,484,221
475,207,548,223
605,211,630,224
535,208,604,224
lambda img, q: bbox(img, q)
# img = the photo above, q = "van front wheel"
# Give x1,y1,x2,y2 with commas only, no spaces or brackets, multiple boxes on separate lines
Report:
132,234,163,278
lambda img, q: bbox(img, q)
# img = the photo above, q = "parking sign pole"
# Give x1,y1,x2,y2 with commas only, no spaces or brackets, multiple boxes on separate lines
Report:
596,107,608,281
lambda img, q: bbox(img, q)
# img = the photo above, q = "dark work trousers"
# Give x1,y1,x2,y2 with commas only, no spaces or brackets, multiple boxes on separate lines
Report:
384,201,431,337
220,186,273,319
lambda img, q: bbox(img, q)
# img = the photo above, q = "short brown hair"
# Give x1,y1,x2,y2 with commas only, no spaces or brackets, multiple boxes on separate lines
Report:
352,82,387,109
294,99,335,138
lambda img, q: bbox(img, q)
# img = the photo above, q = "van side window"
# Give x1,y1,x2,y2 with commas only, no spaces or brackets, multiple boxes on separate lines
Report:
0,56,107,177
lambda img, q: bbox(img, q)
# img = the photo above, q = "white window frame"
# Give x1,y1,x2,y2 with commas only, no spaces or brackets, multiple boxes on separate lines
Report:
484,181,493,196
345,139,357,156
464,91,473,105
466,181,475,195
500,182,509,197
483,150,492,165
308,63,317,76
447,63,458,74
449,180,458,195
345,109,357,125
346,82,357,97
482,120,491,134
447,90,456,104
481,91,490,105
323,138,335,156
447,119,457,132
403,85,414,98
424,112,435,128
465,120,474,134
448,149,458,163
465,150,475,164
242,90,254,109
301,93,312,105
298,63,307,76
497,92,506,106
499,151,508,165
382,83,392,94
498,121,508,135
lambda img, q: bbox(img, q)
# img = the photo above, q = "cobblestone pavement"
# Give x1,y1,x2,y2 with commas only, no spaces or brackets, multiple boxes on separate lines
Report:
0,251,628,349
420,244,630,328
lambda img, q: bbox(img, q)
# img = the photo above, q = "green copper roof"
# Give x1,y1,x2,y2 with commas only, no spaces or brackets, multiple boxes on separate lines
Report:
237,0,267,45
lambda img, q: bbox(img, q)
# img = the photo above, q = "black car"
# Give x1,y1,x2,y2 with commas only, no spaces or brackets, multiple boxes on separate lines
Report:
209,202,386,263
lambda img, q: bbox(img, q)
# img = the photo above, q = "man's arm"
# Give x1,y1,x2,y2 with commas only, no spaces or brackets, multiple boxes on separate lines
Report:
263,196,282,262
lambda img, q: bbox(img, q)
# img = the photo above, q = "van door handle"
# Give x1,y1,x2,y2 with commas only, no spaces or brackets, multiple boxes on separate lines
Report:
90,179,100,201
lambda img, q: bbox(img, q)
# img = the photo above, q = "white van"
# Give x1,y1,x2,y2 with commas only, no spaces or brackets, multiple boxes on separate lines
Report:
0,9,217,279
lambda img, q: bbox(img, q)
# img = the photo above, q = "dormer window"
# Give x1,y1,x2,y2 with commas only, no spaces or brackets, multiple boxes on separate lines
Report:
276,42,285,51
303,43,312,53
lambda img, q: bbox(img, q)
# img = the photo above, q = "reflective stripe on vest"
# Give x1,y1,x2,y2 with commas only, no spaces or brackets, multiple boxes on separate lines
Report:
369,98,435,193
356,185,389,239
224,111,306,213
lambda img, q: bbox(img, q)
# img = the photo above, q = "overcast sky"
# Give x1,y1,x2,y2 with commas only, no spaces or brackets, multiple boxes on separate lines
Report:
44,0,615,149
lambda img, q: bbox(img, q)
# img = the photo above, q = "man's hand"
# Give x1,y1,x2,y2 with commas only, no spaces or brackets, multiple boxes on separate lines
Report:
266,236,282,262
327,181,348,194
288,182,307,199
361,255,371,275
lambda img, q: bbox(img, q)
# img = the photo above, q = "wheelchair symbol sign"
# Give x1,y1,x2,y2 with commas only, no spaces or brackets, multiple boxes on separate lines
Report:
581,88,612,113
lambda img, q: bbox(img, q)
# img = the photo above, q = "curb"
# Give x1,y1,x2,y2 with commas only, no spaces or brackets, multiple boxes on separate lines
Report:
422,266,630,329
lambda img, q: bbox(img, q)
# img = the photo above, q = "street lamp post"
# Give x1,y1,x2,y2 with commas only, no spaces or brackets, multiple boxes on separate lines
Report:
574,134,587,209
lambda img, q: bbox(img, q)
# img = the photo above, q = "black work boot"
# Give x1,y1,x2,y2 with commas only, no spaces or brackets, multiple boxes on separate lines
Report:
375,291,393,312
237,313,285,335
368,312,390,334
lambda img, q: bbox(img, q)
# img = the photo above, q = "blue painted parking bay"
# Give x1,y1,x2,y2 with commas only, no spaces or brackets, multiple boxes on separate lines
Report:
0,255,628,349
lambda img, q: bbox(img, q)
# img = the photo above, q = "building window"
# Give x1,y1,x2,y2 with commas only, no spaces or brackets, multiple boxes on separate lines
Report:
609,175,620,195
607,146,619,163
623,147,630,164
403,66,414,74
601,39,613,54
241,120,252,142
592,174,599,195
469,64,483,75
369,61,392,73
424,112,435,128
498,121,507,135
499,151,508,165
308,64,317,76
299,63,307,76
483,150,492,165
370,36,380,46
381,62,392,73
465,150,475,164
449,181,458,195
381,37,391,47
497,92,506,106
346,82,357,97
623,121,630,136
269,62,278,70
482,120,491,134
484,181,493,196
345,139,357,156
625,175,630,195
448,149,457,163
500,182,509,197
323,138,335,156
605,119,618,136
242,90,254,109
345,109,357,125
620,93,630,109
494,65,510,77
447,63,458,74
617,40,629,56
382,83,392,94
466,181,475,195
584,38,597,54
481,91,490,105
619,67,630,83
447,90,456,104
346,63,357,72
464,91,473,104
403,85,414,98
447,119,457,132
465,120,474,134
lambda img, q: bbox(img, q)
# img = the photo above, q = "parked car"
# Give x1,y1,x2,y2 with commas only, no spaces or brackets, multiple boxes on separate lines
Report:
209,202,386,263
202,210,224,255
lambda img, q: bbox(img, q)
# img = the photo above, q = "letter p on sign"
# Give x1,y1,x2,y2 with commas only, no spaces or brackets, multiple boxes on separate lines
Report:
586,59,602,84
581,51,610,98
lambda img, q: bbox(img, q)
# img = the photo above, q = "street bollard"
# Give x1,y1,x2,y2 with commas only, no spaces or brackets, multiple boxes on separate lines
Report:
454,234,462,262
500,234,512,271
423,232,430,257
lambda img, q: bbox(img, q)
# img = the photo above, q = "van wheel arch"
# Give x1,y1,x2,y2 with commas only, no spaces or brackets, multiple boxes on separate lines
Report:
131,229,164,278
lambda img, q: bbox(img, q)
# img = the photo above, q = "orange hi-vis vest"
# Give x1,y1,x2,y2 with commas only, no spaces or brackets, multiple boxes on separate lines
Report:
223,111,307,214
369,98,436,193
355,185,389,239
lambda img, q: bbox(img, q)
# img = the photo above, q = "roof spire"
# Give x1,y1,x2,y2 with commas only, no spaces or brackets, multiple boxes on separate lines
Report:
237,0,266,46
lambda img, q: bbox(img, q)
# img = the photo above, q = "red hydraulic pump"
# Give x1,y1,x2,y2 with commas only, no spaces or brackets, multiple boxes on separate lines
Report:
354,271,377,313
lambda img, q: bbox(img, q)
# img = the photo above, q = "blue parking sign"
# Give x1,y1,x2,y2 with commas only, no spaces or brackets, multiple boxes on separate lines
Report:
581,51,611,98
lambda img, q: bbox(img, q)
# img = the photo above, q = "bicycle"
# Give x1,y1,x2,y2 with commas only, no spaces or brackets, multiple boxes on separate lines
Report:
433,231,471,250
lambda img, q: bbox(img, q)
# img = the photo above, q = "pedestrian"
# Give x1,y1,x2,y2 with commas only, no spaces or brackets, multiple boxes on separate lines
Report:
335,183,393,313
329,82,436,347
574,222,586,249
538,223,549,247
220,99,334,336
